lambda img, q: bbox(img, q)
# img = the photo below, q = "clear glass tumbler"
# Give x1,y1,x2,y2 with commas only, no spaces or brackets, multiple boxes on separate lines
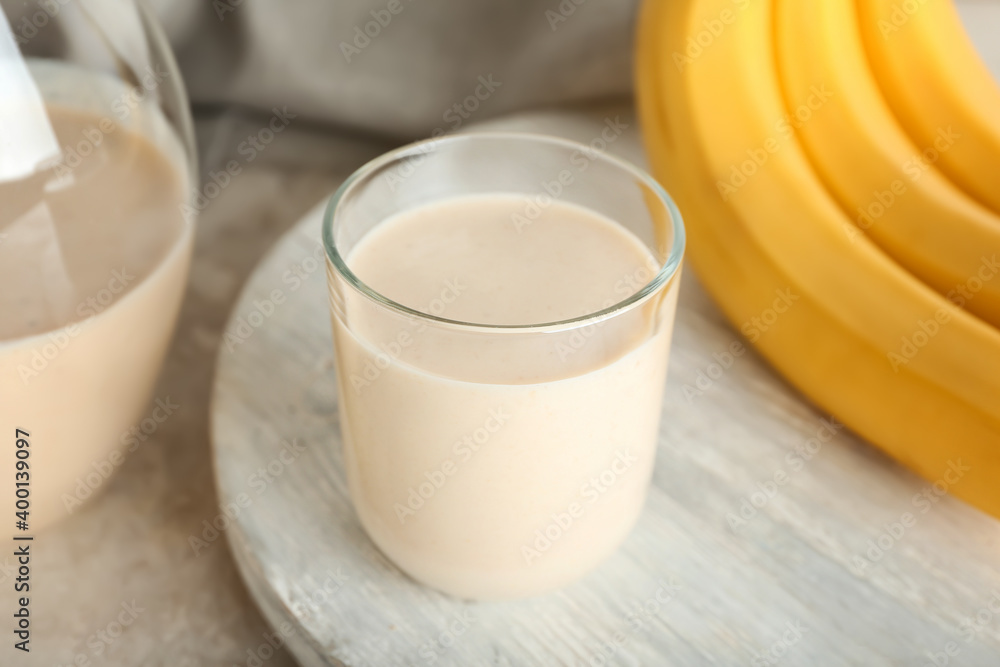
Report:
324,133,685,600
0,0,196,531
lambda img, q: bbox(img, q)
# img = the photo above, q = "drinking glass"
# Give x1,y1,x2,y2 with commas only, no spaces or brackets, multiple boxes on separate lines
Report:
324,133,685,599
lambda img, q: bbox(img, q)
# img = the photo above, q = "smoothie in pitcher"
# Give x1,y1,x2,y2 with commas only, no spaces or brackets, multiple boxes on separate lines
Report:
0,106,192,530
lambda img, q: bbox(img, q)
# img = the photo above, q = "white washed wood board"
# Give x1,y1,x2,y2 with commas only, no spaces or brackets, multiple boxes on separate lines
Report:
210,113,1000,667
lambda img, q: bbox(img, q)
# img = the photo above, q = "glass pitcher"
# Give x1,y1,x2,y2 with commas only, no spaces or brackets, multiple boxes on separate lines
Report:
0,0,196,531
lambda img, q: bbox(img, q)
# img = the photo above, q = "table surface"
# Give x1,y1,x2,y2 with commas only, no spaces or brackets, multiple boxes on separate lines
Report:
208,108,1000,667
20,2,1000,664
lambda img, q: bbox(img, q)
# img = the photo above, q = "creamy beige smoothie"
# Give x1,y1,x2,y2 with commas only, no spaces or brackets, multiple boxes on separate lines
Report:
0,106,192,531
331,194,679,599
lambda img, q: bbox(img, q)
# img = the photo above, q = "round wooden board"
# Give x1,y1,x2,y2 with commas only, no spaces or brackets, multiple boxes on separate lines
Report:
210,111,1000,667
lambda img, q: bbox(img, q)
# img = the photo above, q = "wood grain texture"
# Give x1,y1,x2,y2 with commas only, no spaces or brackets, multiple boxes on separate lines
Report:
210,109,1000,667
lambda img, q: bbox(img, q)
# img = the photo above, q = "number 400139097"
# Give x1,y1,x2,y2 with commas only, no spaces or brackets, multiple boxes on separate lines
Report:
15,429,30,531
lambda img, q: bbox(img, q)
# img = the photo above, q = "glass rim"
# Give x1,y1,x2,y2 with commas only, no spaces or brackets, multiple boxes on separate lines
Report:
322,131,686,333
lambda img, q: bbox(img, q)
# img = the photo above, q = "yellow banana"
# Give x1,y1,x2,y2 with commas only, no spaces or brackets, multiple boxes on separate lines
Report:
636,0,1000,517
774,0,1000,329
858,0,1000,216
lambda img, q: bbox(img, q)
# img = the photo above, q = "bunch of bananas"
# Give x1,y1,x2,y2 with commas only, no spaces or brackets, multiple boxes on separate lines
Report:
637,0,1000,518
